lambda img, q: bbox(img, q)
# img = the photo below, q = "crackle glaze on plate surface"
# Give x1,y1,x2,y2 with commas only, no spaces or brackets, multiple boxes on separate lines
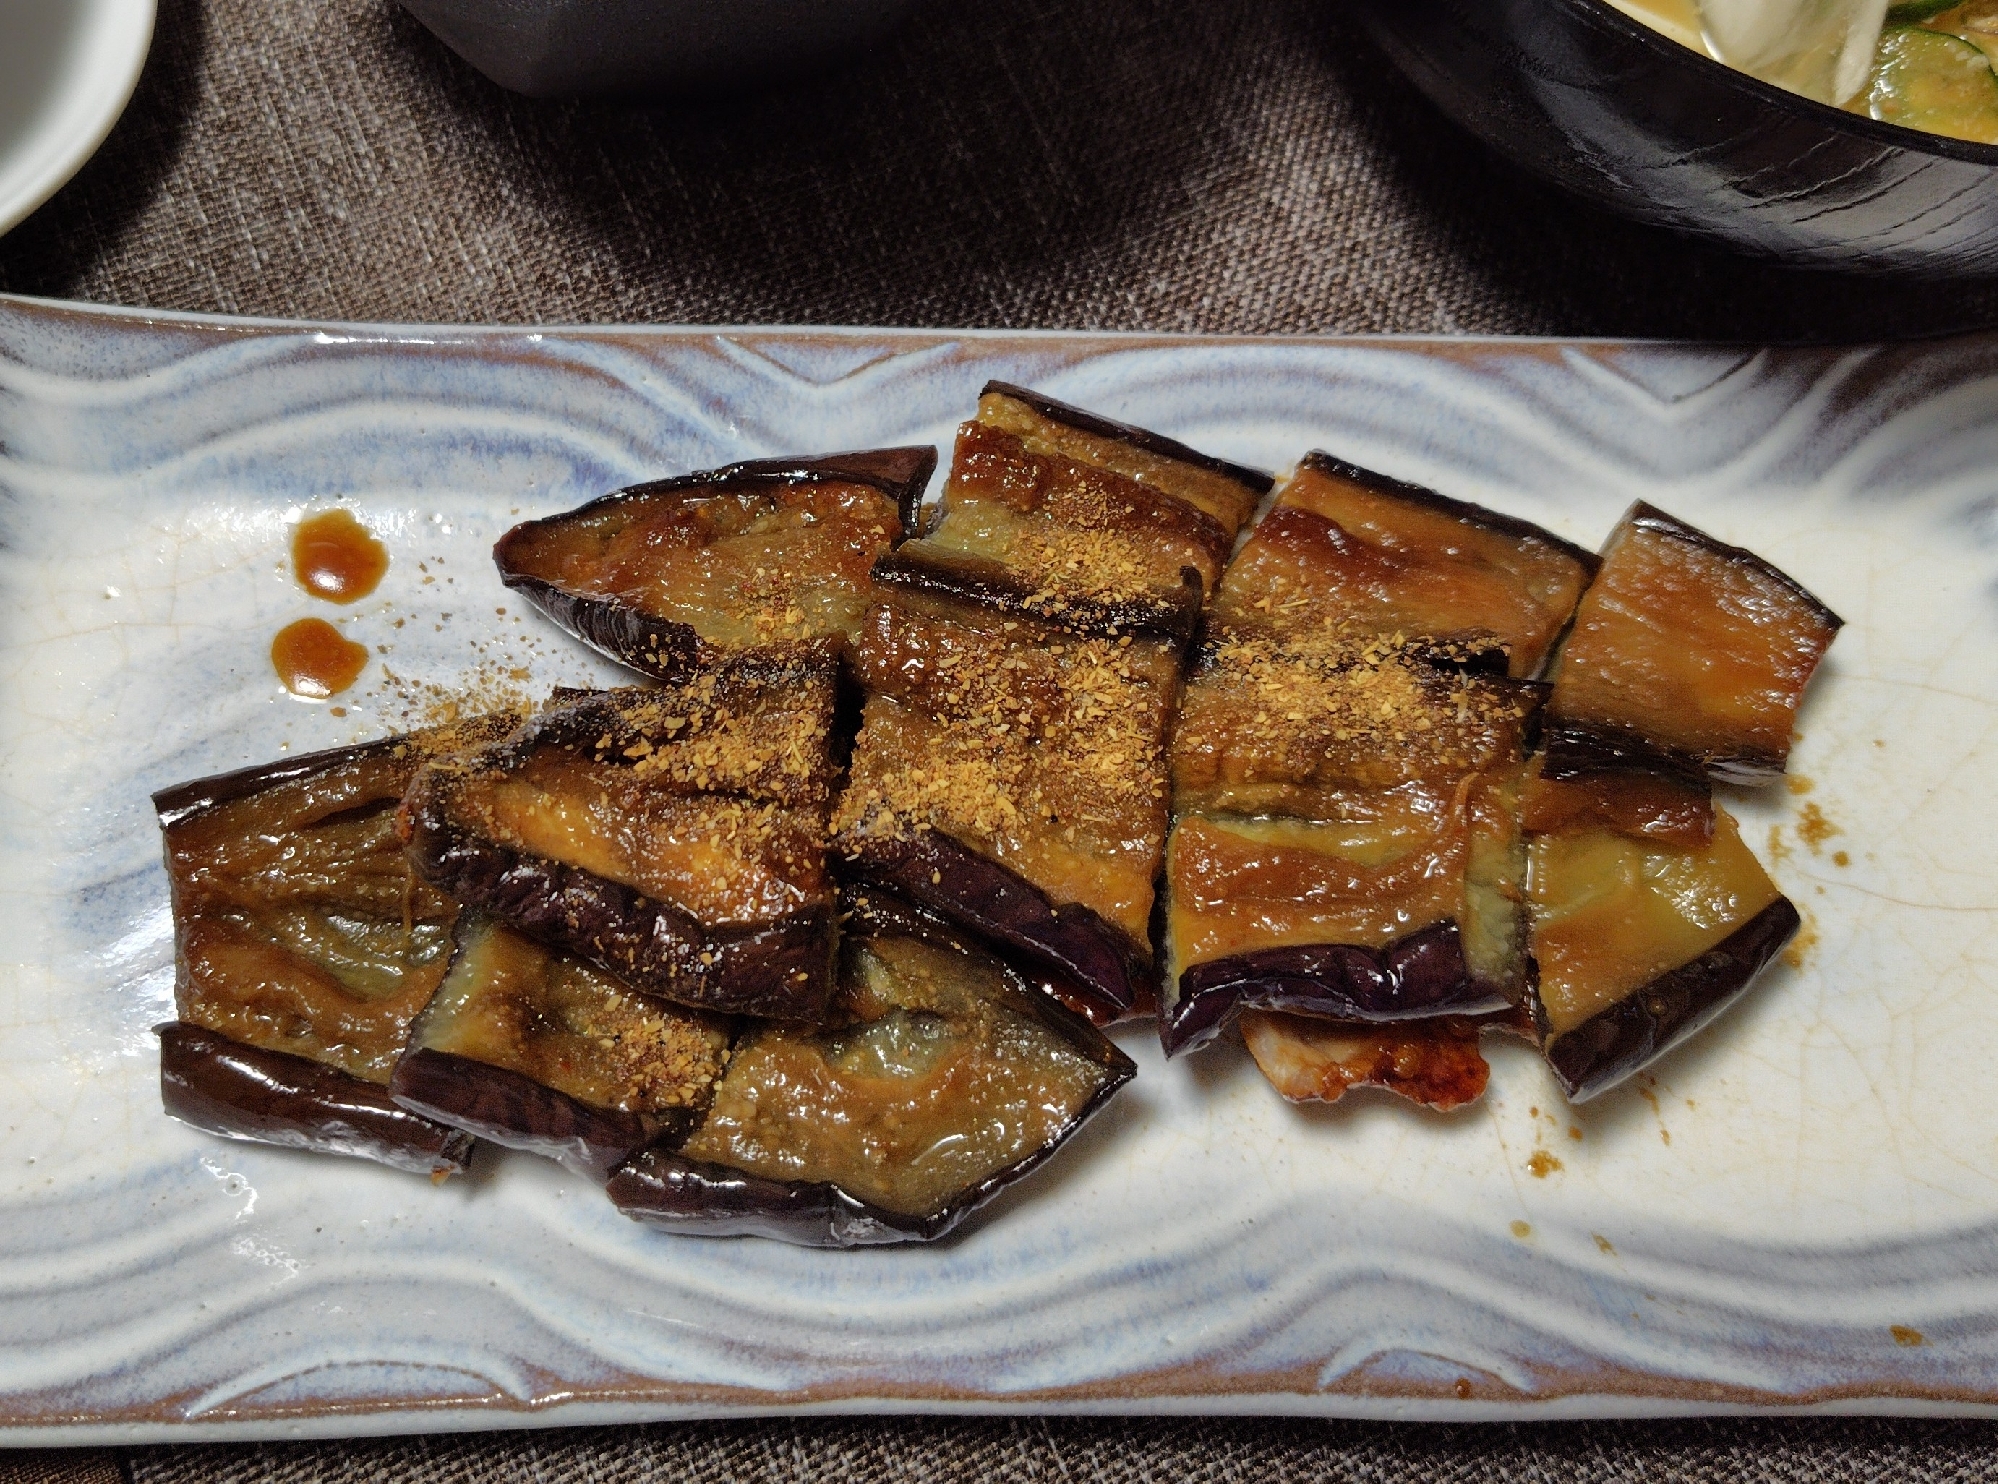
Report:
1,295,1996,1441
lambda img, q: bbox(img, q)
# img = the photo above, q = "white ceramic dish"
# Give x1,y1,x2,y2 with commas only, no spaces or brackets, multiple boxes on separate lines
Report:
0,0,154,237
2,294,1996,1442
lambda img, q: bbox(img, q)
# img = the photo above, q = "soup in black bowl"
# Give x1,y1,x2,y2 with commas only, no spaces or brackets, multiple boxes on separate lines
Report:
1346,0,1998,273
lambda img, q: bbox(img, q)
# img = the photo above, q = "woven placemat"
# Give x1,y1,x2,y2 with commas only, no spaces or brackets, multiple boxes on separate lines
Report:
2,0,1993,1477
1,0,1993,337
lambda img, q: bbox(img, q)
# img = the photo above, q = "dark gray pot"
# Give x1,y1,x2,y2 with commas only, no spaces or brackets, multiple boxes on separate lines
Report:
1346,0,1998,274
399,0,924,98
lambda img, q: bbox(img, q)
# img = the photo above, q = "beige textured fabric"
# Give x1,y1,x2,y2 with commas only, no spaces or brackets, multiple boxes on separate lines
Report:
106,1418,1998,1481
2,1,1994,1478
0,1453,121,1484
0,0,1993,337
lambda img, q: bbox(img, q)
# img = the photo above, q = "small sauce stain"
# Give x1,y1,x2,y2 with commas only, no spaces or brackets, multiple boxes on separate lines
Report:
1891,1325,1926,1347
1785,775,1814,795
293,509,388,603
1568,1125,1584,1141
1593,1234,1617,1255
1452,1378,1473,1400
1659,1129,1672,1146
1796,802,1840,854
1782,918,1820,971
1832,850,1850,867
1766,825,1791,864
1510,1220,1532,1239
1526,1151,1563,1178
272,619,369,699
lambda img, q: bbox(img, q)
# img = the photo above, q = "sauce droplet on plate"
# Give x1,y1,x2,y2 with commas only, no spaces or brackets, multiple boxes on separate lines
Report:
292,509,388,602
273,618,369,698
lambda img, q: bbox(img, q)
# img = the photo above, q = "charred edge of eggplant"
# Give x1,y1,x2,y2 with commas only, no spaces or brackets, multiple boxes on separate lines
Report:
1541,895,1801,1104
1622,502,1844,632
980,381,1274,498
153,717,522,828
1295,451,1602,575
495,571,703,682
494,445,938,561
158,1022,475,1177
1540,720,1784,788
840,829,1147,1016
1160,921,1512,1057
390,1047,693,1182
153,736,401,828
404,800,835,1020
872,545,1204,642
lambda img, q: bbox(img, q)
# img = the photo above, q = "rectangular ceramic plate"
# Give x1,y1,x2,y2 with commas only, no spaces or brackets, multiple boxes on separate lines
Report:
3,295,1996,1442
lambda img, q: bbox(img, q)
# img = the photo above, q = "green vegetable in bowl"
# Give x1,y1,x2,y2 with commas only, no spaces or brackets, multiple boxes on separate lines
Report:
1865,26,1998,142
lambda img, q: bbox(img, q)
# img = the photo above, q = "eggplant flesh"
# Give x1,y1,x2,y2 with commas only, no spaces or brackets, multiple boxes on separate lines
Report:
390,916,731,1180
1528,805,1798,1101
1544,502,1842,786
607,893,1136,1245
1160,788,1522,1054
159,1021,476,1176
492,448,935,679
1210,454,1598,679
882,417,1229,640
833,593,1176,1014
402,657,840,1020
1170,625,1545,814
1239,1010,1491,1111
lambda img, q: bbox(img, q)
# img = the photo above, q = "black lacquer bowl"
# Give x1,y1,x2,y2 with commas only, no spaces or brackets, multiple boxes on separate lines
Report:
1346,0,1998,274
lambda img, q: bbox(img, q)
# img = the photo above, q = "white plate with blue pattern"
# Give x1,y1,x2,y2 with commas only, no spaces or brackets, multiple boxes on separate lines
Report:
2,295,1995,1440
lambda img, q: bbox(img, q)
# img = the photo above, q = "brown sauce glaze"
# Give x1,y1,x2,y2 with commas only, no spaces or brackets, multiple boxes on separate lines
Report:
292,509,389,603
271,618,369,699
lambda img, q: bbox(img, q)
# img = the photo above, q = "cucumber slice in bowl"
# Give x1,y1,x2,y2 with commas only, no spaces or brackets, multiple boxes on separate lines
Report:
1868,26,1998,141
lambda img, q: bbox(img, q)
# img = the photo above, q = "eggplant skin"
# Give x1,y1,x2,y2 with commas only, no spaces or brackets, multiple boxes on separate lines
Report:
151,719,515,829
492,448,937,681
839,827,1148,1017
1541,895,1800,1103
1294,451,1603,576
158,1022,475,1178
390,1048,692,1183
1161,921,1512,1057
1540,720,1756,790
872,543,1205,643
401,792,837,1019
982,381,1274,499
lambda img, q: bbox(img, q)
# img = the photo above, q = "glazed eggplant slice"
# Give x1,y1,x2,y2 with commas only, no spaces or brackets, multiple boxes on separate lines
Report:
152,716,515,1175
607,892,1136,1245
874,383,1271,641
493,447,935,678
1239,1010,1491,1111
401,652,840,1020
1527,804,1799,1101
1543,503,1842,786
831,592,1179,1016
1171,624,1546,818
1209,454,1598,679
1159,773,1525,1055
390,916,731,1180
